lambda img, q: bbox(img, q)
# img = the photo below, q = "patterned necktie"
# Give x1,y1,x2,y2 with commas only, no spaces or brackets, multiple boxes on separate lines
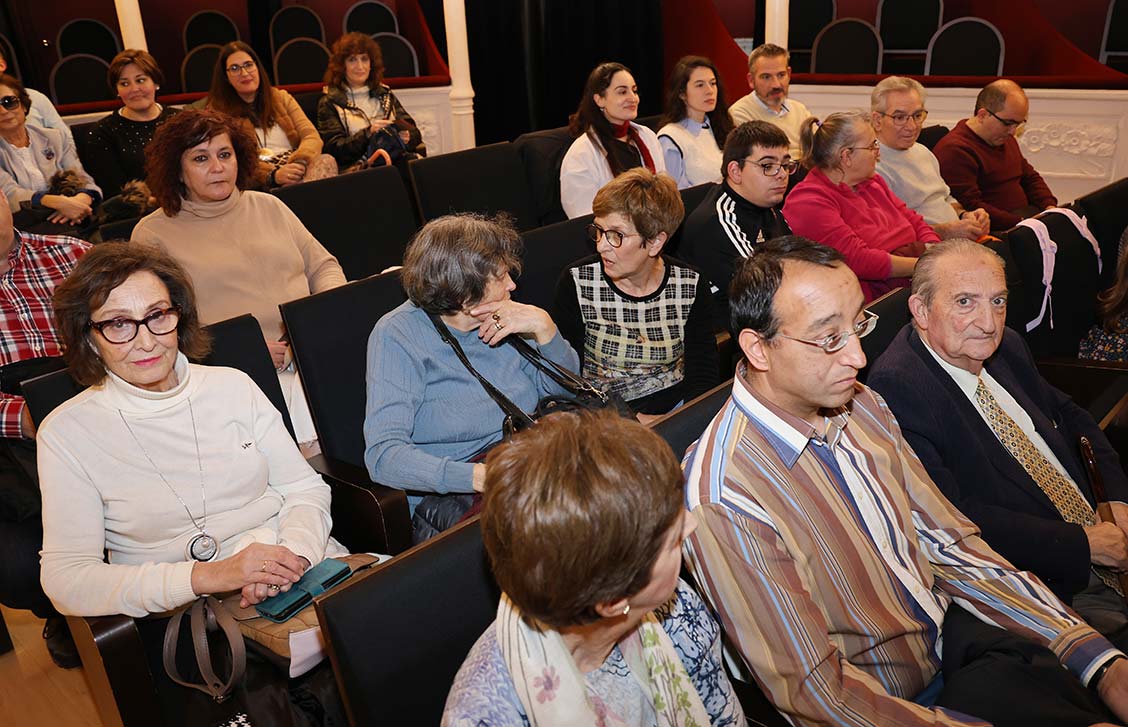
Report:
975,378,1122,595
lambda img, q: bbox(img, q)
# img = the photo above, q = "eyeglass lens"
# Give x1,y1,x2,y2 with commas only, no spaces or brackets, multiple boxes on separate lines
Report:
0,96,20,111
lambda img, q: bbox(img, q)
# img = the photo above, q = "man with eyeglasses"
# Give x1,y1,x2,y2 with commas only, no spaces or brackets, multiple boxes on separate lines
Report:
0,187,88,669
934,79,1056,232
684,235,1128,727
871,77,990,240
869,239,1128,654
679,121,792,329
729,44,811,159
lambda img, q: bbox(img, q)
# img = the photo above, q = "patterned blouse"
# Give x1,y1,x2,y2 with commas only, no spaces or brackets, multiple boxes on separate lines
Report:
1079,318,1128,362
441,580,744,726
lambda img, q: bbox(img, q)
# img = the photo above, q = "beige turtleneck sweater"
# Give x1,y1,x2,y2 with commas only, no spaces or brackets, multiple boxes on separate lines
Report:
131,189,346,339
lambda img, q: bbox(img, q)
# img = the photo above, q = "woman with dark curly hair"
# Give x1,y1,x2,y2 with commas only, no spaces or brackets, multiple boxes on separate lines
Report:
316,31,425,169
560,62,664,219
657,56,732,189
207,40,336,186
132,108,345,446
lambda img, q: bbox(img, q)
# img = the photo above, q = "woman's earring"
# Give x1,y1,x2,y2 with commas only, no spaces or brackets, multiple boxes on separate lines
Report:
622,604,630,616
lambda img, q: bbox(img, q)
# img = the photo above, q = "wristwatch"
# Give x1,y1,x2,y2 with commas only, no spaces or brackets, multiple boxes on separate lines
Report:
1090,654,1126,691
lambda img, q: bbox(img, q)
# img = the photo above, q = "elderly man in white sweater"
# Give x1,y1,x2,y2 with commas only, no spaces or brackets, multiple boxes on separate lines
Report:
871,76,990,240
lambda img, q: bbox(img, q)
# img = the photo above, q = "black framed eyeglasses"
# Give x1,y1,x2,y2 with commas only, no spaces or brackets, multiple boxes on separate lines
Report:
0,95,20,112
776,310,879,353
88,306,181,344
586,223,642,248
745,159,800,177
986,108,1026,128
877,109,928,126
226,60,256,75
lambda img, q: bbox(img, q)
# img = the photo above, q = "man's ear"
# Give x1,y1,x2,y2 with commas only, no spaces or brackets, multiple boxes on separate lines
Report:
746,72,754,91
738,328,772,372
908,293,929,331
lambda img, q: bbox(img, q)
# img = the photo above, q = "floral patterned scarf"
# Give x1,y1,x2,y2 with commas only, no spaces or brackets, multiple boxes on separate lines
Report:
497,592,711,727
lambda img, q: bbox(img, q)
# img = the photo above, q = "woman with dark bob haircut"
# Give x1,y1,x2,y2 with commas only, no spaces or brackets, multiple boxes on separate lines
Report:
134,108,347,447
207,40,336,186
39,241,347,723
560,62,665,219
443,411,744,725
364,213,578,542
657,55,733,188
316,31,425,169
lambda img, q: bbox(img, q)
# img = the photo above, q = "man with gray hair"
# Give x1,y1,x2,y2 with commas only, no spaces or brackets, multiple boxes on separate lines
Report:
729,43,811,158
871,76,989,240
869,239,1128,649
933,79,1056,231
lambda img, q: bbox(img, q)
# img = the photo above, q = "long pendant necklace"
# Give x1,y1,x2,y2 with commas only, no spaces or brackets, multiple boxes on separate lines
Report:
118,399,217,561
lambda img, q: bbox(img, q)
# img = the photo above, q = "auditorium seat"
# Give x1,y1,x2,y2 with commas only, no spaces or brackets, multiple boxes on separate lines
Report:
273,37,330,85
1073,178,1128,290
926,18,1005,76
409,142,539,231
787,0,836,73
344,0,398,35
650,379,731,458
667,181,716,256
272,165,418,280
858,286,910,383
513,125,574,227
269,5,325,61
513,214,593,312
812,19,883,74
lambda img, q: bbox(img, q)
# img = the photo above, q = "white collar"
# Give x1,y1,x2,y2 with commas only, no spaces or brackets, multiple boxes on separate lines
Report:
754,94,790,116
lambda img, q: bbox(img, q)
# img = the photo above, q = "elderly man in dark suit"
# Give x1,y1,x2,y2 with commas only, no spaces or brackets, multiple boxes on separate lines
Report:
868,239,1128,648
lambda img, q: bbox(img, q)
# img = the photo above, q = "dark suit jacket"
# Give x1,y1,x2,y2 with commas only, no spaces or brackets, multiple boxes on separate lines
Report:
868,325,1128,600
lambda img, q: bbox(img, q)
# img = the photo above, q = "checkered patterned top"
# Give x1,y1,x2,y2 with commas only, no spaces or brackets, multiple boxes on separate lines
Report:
569,258,701,402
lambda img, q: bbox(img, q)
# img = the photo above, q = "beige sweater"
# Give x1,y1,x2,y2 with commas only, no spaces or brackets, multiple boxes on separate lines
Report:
131,189,345,339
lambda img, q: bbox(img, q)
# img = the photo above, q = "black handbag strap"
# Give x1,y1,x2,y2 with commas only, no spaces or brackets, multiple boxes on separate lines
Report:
426,313,535,429
506,335,608,402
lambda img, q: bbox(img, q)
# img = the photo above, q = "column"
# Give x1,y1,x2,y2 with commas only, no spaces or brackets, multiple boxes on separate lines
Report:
764,0,788,47
113,0,147,50
443,0,476,151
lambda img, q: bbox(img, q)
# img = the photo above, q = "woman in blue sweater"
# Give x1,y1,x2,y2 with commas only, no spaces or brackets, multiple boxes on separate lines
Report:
363,214,579,541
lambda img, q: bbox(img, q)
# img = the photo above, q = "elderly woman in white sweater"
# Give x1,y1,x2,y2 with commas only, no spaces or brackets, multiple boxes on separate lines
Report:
38,242,345,619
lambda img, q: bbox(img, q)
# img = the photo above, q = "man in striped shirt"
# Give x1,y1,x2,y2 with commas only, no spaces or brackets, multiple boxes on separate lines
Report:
684,236,1128,726
679,121,792,330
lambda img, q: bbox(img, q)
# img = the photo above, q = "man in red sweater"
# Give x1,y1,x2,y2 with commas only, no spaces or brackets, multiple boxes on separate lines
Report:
933,80,1056,232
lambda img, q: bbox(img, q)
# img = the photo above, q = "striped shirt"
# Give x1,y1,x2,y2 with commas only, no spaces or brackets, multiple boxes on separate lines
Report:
683,368,1121,727
0,230,90,437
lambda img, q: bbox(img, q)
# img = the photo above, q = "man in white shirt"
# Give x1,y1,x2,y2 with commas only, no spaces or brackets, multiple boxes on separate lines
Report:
729,44,811,159
868,239,1128,650
871,76,988,240
0,49,74,146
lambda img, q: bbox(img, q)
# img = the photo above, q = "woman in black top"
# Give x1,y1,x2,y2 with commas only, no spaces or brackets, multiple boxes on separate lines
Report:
553,168,718,422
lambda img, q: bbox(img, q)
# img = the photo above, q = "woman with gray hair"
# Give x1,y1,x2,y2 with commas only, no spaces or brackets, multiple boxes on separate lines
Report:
363,214,579,541
783,110,939,301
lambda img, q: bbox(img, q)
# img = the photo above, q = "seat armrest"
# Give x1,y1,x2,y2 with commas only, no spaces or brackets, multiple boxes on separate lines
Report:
309,453,413,555
1036,358,1128,427
69,614,162,726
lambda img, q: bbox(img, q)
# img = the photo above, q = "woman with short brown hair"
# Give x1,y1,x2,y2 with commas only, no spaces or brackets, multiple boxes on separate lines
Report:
316,31,425,169
443,411,743,726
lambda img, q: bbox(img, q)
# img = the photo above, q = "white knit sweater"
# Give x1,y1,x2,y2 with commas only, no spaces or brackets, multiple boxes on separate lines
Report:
38,354,343,617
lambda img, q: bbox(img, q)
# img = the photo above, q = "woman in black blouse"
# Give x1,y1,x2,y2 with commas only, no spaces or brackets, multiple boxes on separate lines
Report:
553,168,718,422
86,50,178,198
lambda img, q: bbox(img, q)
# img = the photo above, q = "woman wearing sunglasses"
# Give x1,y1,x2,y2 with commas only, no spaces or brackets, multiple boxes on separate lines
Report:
553,169,717,424
207,41,336,187
0,73,101,230
784,111,941,302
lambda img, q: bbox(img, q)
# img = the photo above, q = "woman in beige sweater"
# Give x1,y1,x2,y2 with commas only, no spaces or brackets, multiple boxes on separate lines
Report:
207,40,336,187
132,109,346,445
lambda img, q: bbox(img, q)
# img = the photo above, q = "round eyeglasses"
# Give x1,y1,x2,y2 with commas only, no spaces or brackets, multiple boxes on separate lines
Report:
877,109,929,127
744,159,801,177
226,60,257,75
775,309,879,353
88,306,181,344
587,223,642,248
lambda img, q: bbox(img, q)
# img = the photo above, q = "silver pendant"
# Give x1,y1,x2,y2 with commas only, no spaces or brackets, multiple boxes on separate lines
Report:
187,532,218,562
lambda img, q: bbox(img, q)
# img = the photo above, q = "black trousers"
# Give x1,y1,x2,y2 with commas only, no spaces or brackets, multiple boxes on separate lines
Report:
936,604,1119,727
0,436,56,619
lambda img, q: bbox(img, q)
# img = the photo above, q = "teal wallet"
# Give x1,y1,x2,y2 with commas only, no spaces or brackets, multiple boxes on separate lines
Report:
255,558,352,623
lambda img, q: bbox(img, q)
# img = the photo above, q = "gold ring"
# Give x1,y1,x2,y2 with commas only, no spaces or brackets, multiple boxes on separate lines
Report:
268,584,280,592
491,312,501,322
494,321,503,331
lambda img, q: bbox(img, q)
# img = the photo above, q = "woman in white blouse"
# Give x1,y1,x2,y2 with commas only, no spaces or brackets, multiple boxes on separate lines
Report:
657,56,733,189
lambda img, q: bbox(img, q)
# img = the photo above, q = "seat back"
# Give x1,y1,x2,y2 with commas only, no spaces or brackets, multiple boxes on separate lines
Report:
269,5,325,61
917,124,949,151
513,125,575,227
317,517,498,726
272,166,417,279
409,142,539,231
1073,178,1128,290
787,0,837,72
877,0,941,51
280,271,407,467
812,19,883,74
0,33,20,79
667,182,716,256
1005,211,1102,358
49,54,111,105
273,37,330,85
1102,0,1128,68
180,44,222,94
22,315,293,438
57,18,121,63
373,32,420,77
925,18,1004,76
97,216,142,242
183,10,239,52
858,286,910,383
344,0,398,35
651,380,733,460
515,215,593,312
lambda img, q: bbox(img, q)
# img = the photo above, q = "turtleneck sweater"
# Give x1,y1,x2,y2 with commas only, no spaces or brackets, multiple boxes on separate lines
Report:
38,354,344,617
131,189,346,339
